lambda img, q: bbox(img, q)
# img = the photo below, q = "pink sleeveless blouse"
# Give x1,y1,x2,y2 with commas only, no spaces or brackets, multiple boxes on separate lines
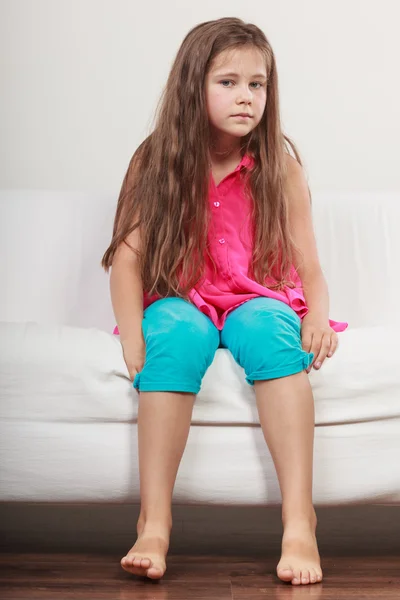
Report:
113,153,348,334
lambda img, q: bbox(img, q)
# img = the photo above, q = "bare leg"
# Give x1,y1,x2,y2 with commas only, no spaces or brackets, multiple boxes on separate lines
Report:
121,390,195,579
254,371,323,586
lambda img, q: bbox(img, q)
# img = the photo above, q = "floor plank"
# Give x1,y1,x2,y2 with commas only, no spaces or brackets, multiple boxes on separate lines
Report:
0,554,399,599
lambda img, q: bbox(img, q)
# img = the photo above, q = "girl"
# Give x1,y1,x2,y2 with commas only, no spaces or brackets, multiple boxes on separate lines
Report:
101,17,348,586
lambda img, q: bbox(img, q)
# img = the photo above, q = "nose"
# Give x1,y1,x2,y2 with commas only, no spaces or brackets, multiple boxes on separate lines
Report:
236,84,253,104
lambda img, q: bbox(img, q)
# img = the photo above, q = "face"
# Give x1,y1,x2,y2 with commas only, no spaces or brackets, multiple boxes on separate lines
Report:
205,46,267,149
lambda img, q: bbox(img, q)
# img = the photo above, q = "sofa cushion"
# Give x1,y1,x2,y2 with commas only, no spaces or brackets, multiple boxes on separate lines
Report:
0,322,399,426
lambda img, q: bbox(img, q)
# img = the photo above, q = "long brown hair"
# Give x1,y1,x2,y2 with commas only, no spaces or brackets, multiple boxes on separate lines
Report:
101,17,310,297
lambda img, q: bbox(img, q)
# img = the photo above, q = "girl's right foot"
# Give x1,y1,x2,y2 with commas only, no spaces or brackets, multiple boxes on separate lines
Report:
120,523,171,580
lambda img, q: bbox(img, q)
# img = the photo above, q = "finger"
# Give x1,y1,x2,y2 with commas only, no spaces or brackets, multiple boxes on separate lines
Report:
309,336,323,369
327,334,339,358
301,330,313,354
313,334,332,368
305,332,315,373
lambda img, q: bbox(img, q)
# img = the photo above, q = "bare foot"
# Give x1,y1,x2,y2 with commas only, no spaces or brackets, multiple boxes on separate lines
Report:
120,524,170,580
276,517,323,585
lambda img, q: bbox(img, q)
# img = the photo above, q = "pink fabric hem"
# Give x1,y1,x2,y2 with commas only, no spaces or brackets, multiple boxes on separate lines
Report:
112,288,348,335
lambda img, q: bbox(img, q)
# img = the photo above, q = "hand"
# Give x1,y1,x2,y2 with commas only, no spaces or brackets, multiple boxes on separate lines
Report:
121,337,146,382
301,314,338,373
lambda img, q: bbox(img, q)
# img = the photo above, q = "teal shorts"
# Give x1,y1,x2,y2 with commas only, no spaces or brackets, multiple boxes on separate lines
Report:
133,296,314,393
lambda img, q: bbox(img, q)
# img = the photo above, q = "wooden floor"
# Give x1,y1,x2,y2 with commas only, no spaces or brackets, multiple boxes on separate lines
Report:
0,553,399,599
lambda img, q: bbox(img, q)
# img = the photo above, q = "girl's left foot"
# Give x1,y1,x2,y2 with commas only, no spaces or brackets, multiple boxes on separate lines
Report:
276,515,323,585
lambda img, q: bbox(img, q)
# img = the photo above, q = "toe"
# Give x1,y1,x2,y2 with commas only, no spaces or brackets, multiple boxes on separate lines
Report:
146,565,165,579
301,569,310,584
121,556,132,568
140,558,151,568
292,569,301,585
310,568,317,583
277,565,293,582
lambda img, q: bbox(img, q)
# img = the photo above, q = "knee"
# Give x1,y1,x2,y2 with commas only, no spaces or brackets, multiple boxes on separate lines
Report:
145,298,218,358
225,306,314,384
136,298,219,392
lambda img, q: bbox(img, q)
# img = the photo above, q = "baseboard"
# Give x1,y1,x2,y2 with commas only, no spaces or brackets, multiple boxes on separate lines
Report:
1,503,399,556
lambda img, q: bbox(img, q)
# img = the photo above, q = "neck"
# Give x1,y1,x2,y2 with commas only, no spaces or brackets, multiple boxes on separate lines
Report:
209,127,244,159
209,142,245,166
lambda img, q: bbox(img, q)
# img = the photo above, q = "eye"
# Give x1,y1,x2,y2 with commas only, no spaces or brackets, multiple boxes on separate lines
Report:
220,80,264,89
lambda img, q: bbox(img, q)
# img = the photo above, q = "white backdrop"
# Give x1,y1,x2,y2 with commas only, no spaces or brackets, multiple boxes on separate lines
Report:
0,0,399,194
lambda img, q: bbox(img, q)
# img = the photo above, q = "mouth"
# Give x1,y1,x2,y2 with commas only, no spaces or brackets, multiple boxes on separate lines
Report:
232,114,252,118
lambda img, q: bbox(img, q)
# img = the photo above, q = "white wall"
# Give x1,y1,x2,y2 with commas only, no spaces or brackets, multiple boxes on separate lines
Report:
1,0,399,193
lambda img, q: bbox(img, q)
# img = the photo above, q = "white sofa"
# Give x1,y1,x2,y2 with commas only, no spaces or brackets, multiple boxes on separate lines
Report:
1,189,400,510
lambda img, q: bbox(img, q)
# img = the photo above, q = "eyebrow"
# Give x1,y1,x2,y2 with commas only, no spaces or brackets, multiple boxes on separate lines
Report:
214,71,267,80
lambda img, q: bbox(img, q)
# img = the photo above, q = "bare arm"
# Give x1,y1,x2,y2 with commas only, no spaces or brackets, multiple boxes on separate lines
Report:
285,154,330,324
110,251,144,345
110,152,145,345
